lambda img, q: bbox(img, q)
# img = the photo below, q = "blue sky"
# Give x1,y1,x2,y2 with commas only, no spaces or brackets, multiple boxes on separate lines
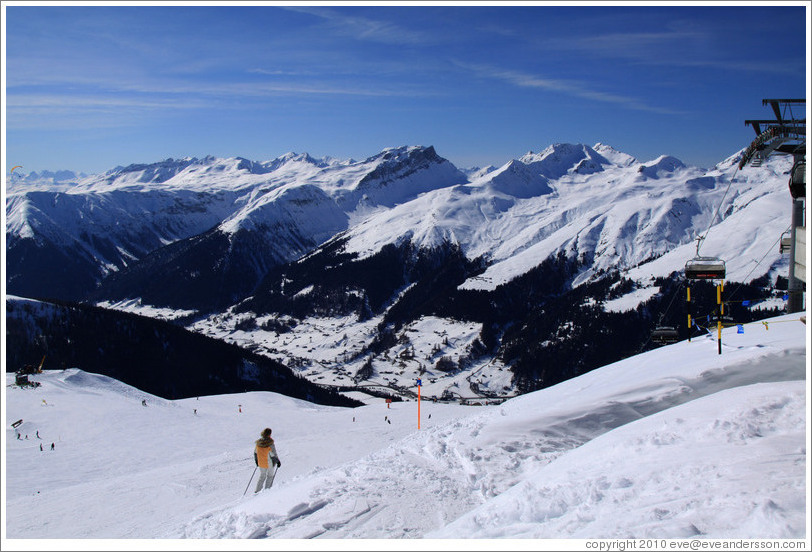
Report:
3,2,809,175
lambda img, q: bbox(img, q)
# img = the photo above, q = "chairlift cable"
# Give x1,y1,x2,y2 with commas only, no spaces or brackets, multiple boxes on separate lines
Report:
658,278,686,324
726,224,791,303
637,277,686,353
696,165,740,256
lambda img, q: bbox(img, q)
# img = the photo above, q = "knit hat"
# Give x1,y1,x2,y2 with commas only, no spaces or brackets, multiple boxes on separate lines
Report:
261,428,272,438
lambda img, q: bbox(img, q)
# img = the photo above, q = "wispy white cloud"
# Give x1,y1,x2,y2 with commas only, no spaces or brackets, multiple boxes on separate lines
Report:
6,95,206,110
282,6,433,46
4,75,427,130
563,30,706,59
7,73,420,105
4,94,214,130
547,28,802,76
195,81,416,98
249,68,316,77
665,58,803,76
457,62,685,115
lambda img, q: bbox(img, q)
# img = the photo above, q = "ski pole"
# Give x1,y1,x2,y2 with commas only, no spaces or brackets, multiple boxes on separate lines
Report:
243,466,258,496
268,464,279,488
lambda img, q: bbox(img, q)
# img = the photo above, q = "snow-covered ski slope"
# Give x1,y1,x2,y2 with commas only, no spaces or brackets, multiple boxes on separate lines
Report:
3,313,808,544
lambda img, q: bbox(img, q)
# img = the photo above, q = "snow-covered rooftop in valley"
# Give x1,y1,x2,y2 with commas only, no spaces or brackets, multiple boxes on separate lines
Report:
3,312,807,543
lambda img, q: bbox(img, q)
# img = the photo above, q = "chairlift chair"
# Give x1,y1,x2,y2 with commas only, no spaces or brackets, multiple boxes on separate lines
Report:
780,231,792,254
684,257,726,280
718,315,736,327
789,159,805,200
652,326,679,344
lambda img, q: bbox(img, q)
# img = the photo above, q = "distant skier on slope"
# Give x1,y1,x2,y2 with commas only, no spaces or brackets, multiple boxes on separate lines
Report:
254,428,281,493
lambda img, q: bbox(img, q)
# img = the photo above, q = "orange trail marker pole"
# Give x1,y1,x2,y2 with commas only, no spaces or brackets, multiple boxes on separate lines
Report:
687,286,692,342
416,378,422,430
717,282,724,355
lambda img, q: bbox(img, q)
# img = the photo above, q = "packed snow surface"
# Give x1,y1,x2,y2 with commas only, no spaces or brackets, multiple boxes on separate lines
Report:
3,313,808,544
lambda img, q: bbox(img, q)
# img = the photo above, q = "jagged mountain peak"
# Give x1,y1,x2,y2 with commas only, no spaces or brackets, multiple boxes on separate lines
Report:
521,142,593,161
368,144,438,162
267,151,331,169
461,165,497,180
350,145,468,208
103,154,304,184
21,169,83,183
232,157,270,174
636,155,688,179
480,158,554,199
356,145,447,177
86,155,283,190
520,143,612,179
107,157,200,182
6,169,86,192
592,143,637,167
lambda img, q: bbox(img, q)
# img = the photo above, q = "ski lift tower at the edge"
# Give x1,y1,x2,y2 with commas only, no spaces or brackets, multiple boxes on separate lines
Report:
741,98,806,313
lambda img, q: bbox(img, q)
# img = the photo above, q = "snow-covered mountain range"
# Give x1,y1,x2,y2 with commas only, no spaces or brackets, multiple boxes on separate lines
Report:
7,143,792,300
6,146,467,304
5,143,797,400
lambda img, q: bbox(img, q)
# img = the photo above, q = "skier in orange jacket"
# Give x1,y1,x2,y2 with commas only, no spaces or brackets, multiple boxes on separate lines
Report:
254,428,281,493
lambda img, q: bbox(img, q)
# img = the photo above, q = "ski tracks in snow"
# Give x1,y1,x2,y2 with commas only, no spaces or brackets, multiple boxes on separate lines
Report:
185,418,494,538
182,339,806,539
184,412,580,538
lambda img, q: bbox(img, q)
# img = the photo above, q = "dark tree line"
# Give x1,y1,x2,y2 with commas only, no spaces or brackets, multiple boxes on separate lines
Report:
12,236,785,405
5,297,360,406
232,237,785,395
